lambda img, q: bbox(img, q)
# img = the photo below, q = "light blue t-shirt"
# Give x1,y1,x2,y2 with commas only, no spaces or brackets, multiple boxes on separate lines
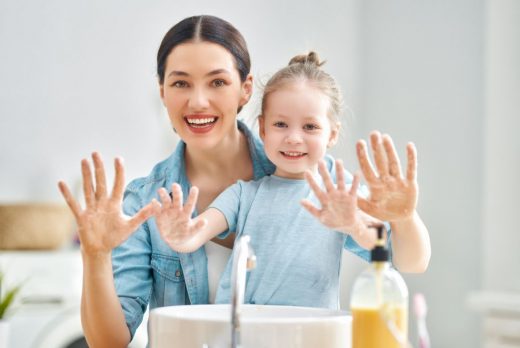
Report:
210,158,374,309
112,120,275,338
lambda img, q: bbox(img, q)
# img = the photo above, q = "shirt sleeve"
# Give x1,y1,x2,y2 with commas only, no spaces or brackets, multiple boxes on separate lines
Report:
112,189,153,339
208,182,243,239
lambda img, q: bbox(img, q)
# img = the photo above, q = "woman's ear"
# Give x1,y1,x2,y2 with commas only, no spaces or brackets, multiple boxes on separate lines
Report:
159,82,165,105
327,122,341,148
239,74,254,107
258,115,266,141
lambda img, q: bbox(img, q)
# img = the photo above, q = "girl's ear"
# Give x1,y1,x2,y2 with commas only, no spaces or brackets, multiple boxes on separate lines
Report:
327,122,341,148
239,74,254,107
258,115,266,141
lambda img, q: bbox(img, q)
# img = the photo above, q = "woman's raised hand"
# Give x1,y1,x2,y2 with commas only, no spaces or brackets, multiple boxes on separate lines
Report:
152,183,207,253
301,159,361,232
57,152,155,255
356,131,418,222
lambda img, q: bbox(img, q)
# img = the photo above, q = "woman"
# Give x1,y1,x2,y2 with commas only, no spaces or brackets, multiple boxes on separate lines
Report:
58,15,429,347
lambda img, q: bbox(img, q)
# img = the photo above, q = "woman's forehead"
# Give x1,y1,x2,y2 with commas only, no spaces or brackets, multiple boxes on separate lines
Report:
165,41,237,76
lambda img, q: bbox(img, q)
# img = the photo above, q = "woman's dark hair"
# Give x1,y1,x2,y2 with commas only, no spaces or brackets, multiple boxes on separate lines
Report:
157,15,251,84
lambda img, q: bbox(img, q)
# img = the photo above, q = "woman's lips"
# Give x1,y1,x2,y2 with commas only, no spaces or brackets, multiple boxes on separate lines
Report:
184,115,218,134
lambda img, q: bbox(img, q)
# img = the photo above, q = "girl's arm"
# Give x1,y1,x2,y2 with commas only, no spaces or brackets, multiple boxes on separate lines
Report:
153,183,228,253
301,159,377,250
356,131,431,273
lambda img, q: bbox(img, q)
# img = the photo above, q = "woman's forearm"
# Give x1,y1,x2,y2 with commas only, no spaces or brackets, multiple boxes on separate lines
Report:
389,211,431,273
81,250,131,348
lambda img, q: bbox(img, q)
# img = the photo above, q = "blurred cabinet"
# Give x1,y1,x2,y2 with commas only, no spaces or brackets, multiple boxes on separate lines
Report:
468,291,520,348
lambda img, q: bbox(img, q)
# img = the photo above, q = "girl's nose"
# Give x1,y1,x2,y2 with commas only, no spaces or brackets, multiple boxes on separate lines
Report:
188,87,210,110
285,131,303,144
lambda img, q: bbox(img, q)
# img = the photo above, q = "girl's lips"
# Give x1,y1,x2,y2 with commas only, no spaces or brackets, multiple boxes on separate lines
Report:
184,115,218,134
280,151,307,160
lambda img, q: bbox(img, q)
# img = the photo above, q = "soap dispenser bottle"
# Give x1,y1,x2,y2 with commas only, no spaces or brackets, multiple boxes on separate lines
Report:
350,225,409,348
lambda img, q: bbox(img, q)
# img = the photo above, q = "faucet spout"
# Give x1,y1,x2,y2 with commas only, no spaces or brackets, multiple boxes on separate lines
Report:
230,235,256,348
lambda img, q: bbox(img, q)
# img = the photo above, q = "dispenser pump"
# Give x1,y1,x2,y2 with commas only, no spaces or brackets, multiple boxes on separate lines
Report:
370,225,389,262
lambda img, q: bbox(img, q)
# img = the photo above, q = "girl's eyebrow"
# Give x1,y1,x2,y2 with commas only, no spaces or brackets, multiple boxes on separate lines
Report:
167,69,231,78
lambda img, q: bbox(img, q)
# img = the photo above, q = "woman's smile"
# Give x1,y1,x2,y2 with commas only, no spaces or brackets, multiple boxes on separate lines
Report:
184,114,219,134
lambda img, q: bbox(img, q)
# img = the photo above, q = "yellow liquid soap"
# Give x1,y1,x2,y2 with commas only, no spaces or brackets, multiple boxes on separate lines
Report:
350,227,409,348
352,304,408,348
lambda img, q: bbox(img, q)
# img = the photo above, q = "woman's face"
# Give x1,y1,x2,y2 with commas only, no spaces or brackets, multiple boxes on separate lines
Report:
160,41,252,150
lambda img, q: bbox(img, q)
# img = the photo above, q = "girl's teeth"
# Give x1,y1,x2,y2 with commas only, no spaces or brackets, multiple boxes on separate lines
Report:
284,152,304,157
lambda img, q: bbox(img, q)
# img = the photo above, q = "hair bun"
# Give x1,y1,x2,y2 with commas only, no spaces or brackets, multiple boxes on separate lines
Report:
288,51,325,67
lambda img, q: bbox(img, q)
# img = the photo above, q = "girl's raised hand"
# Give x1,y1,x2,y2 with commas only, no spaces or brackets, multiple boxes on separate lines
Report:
301,159,361,233
356,131,418,222
152,183,207,253
57,152,154,256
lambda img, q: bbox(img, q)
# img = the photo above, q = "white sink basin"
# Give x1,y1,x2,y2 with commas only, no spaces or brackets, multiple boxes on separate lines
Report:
149,304,351,348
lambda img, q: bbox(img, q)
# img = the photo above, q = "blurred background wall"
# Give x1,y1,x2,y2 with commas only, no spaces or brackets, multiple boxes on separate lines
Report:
1,0,519,347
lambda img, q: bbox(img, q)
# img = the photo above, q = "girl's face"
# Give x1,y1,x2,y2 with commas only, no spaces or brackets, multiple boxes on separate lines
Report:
160,41,252,150
259,82,339,179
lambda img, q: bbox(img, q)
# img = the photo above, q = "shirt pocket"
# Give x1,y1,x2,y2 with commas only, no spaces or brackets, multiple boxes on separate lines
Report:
151,253,189,306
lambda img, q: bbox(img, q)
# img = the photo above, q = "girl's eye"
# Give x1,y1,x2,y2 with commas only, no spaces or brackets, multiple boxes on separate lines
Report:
212,79,226,87
172,80,188,88
273,121,288,128
303,124,320,131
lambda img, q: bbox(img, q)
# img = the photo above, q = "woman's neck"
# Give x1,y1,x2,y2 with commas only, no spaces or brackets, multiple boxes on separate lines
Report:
185,127,251,181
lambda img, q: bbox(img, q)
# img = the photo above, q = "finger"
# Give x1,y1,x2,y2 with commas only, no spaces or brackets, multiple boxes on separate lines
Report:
150,198,162,216
183,186,199,215
406,142,418,182
301,199,321,219
356,140,378,183
158,188,172,208
382,134,403,178
111,157,126,202
318,160,335,193
336,159,346,191
304,170,328,203
81,159,95,207
349,172,361,195
127,201,155,231
171,183,183,210
58,181,82,219
92,152,108,200
370,131,389,177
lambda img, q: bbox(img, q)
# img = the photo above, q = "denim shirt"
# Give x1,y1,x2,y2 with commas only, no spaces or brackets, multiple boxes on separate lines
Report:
112,120,275,338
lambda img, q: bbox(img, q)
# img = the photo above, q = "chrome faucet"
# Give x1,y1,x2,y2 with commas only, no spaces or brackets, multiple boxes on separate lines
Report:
230,235,256,348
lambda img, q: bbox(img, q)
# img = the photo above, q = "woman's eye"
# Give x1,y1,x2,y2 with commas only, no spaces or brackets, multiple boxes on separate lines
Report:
273,121,288,128
212,79,226,87
303,124,320,131
172,80,188,88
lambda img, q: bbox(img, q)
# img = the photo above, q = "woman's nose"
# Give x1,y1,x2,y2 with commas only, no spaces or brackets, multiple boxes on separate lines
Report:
188,87,210,110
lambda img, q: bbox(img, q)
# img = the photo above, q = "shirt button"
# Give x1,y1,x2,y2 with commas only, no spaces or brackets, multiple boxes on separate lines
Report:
175,270,181,277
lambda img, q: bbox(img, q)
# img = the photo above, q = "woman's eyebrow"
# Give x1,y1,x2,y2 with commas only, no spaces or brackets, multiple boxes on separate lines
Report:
206,69,231,76
167,70,189,78
166,69,231,79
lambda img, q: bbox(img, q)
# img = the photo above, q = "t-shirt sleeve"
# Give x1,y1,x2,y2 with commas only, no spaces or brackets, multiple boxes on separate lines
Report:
208,182,242,239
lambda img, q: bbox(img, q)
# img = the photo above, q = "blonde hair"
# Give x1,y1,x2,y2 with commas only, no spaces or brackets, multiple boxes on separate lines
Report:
261,51,343,125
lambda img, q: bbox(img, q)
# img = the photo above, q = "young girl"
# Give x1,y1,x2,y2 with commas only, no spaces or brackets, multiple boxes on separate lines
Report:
152,52,431,309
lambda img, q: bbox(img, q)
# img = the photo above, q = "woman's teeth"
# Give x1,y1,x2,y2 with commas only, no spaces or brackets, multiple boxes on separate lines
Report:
186,117,216,126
